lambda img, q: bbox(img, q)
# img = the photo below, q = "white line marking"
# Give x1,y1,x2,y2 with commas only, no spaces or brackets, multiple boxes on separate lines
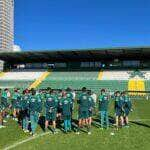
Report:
130,119,150,122
3,119,150,150
3,132,50,150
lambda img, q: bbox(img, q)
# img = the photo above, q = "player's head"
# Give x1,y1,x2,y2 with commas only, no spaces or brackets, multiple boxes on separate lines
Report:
62,90,67,97
31,89,36,95
47,87,51,93
4,88,8,92
87,90,92,95
82,87,87,93
115,91,120,96
23,90,26,95
101,89,106,95
66,87,71,92
49,89,54,94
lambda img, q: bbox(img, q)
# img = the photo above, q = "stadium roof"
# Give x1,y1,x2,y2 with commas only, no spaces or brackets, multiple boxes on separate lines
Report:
0,46,150,63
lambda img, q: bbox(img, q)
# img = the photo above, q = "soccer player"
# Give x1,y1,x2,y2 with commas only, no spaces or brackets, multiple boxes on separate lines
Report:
45,89,58,134
87,90,95,134
57,89,63,119
1,89,10,121
66,87,74,120
114,91,124,129
98,89,109,129
29,89,40,136
77,87,90,134
122,91,132,127
12,89,21,121
60,91,72,133
21,89,30,132
0,92,5,128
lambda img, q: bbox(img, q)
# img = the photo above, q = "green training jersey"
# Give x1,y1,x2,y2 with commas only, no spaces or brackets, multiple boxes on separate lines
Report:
98,94,109,111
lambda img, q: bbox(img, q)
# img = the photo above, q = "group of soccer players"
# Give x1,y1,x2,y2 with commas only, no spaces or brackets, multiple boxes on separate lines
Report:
0,87,132,136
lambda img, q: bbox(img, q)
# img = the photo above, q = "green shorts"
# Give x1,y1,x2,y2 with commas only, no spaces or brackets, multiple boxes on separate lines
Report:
79,110,89,119
46,112,56,121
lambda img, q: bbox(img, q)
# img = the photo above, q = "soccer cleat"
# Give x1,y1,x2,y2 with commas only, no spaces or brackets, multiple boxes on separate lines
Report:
3,120,7,123
76,132,80,135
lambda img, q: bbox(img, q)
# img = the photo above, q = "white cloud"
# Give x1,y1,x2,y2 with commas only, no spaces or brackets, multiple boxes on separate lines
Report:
13,45,22,52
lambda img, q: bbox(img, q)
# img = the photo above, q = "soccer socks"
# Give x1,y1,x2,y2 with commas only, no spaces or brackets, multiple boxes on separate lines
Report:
64,120,68,132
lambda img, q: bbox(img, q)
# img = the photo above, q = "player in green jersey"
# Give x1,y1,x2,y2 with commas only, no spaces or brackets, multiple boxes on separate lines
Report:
12,89,21,121
1,88,10,122
77,87,90,134
21,89,30,132
66,88,74,120
122,91,132,127
45,89,58,134
29,89,40,136
60,91,72,133
114,91,124,129
0,89,5,128
98,89,109,129
87,90,95,134
57,89,63,120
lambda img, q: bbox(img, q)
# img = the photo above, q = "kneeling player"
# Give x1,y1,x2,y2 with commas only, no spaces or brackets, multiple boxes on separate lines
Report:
45,89,58,134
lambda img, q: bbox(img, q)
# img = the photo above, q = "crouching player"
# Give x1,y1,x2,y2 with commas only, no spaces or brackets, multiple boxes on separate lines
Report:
45,89,58,134
29,90,40,136
123,91,132,127
21,90,30,133
98,89,109,129
114,91,124,129
60,91,72,133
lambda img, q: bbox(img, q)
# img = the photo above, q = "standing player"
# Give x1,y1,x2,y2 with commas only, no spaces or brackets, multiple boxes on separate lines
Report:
87,90,95,134
21,90,30,132
45,89,58,134
29,89,40,136
77,87,90,135
98,89,109,129
60,91,72,133
1,89,10,121
66,88,74,120
12,89,21,121
114,91,124,129
0,89,5,128
123,91,132,127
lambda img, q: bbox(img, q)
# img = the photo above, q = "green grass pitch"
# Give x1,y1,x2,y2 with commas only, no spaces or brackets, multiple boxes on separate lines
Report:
0,99,150,150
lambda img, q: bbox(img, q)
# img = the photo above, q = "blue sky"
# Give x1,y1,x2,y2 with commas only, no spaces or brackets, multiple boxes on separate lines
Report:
15,0,150,51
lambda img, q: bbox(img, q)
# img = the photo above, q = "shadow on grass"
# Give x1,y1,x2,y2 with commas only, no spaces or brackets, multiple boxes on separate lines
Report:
130,121,150,128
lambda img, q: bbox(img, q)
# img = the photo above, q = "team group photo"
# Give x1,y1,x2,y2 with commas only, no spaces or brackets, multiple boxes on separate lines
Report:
0,0,150,150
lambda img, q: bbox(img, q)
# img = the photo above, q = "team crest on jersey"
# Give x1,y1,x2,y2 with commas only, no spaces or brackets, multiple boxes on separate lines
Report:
83,96,87,100
48,98,52,101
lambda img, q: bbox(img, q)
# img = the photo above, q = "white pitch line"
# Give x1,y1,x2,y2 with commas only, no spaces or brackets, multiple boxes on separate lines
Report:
130,119,150,122
3,119,150,150
3,132,50,150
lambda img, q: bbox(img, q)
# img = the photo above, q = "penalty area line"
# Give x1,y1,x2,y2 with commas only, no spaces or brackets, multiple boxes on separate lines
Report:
3,132,50,150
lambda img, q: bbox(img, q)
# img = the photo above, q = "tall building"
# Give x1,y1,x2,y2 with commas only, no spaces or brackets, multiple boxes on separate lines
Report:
0,0,14,52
